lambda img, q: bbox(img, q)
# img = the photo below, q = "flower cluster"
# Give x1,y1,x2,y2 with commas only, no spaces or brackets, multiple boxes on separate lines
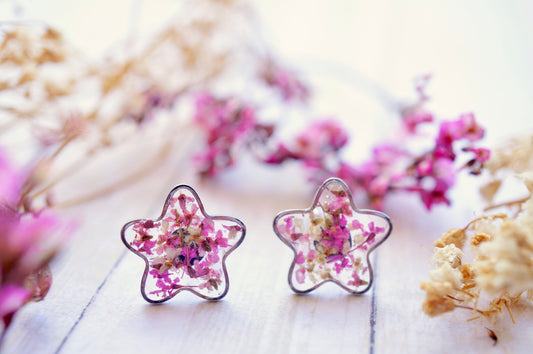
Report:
421,173,533,323
122,186,245,301
0,150,67,337
192,75,489,211
264,112,488,210
273,178,391,293
264,119,349,165
193,92,274,178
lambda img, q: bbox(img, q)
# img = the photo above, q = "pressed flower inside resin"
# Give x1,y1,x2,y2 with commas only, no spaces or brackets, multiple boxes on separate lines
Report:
121,185,245,302
273,178,392,294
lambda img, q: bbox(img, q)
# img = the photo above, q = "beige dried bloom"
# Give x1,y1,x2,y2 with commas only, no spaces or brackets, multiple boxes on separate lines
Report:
470,232,492,246
480,180,502,203
420,282,457,316
432,244,463,268
422,174,533,324
434,228,466,249
485,135,533,175
0,0,252,209
481,135,533,203
0,25,68,66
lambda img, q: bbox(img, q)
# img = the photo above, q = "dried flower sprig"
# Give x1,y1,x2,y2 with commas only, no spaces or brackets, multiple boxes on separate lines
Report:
192,77,489,210
263,112,488,210
421,172,533,323
0,0,260,209
0,0,254,340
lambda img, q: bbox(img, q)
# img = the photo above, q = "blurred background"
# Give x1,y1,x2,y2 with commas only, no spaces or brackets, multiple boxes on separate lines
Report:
2,0,532,142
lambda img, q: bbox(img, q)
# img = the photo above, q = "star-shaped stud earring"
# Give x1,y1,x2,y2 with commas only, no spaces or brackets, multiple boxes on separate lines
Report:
273,178,392,294
121,185,245,302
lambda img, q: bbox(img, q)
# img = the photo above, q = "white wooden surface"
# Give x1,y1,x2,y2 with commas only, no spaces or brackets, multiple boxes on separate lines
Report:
3,1,533,353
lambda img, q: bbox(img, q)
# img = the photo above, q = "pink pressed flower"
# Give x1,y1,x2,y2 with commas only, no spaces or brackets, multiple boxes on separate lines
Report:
295,267,306,284
123,186,245,302
206,252,220,265
295,251,305,264
363,222,385,245
347,271,362,287
273,178,391,293
351,219,364,230
215,230,229,248
333,257,350,274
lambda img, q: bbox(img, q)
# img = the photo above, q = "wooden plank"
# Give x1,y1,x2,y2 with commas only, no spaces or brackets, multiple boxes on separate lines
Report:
56,172,374,353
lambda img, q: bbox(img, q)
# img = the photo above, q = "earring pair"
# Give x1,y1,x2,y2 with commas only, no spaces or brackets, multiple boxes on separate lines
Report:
121,178,392,303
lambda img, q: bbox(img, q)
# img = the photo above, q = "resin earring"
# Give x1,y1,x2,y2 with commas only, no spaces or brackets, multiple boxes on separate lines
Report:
273,177,392,294
121,185,245,302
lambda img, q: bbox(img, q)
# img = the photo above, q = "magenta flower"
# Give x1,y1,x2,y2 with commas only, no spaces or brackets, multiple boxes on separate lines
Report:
402,108,434,133
1,149,70,337
121,185,245,302
264,119,349,165
436,113,484,148
193,92,265,177
273,178,392,294
0,286,29,332
462,147,491,175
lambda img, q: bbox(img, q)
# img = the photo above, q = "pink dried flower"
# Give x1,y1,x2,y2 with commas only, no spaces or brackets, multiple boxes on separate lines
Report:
264,119,348,165
462,147,491,175
261,59,309,102
193,80,488,212
193,92,260,177
436,113,484,148
0,286,29,333
402,109,434,133
0,150,70,336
